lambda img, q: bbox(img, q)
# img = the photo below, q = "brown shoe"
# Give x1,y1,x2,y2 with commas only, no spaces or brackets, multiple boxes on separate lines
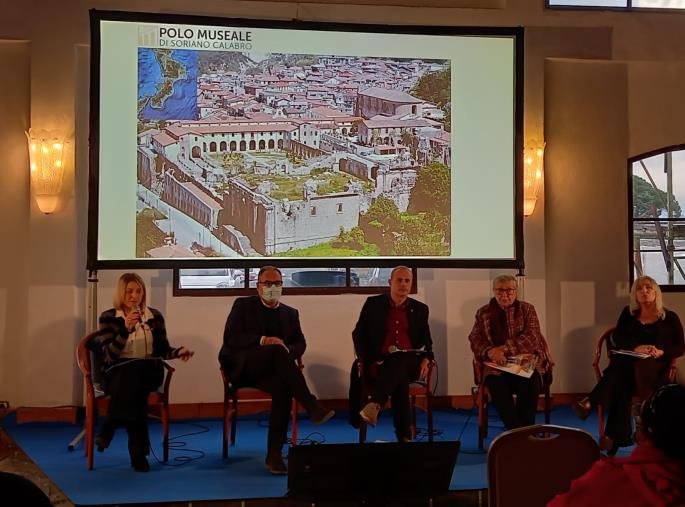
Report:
310,403,335,426
359,402,381,427
572,397,591,420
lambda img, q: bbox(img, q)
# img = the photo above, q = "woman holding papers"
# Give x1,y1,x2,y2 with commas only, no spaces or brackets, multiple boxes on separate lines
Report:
574,276,684,456
95,273,193,471
468,275,553,430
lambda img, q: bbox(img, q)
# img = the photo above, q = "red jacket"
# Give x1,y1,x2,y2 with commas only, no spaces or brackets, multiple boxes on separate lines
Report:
547,444,685,507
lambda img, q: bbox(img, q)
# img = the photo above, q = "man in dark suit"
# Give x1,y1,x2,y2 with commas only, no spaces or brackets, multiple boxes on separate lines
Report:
352,266,433,442
219,266,334,474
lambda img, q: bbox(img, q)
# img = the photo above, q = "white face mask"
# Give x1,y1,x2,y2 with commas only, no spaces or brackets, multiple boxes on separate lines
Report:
261,285,282,303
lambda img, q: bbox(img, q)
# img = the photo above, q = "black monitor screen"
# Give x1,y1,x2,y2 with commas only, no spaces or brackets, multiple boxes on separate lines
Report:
287,441,460,501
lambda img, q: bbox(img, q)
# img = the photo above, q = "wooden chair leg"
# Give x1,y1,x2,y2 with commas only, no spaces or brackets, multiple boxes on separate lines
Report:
544,389,551,424
231,394,238,446
478,388,486,451
223,397,229,458
291,398,298,445
162,402,169,463
86,402,94,470
426,394,433,442
410,394,417,439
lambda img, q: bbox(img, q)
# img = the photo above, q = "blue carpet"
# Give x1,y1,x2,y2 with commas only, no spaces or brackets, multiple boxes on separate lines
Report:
2,406,631,505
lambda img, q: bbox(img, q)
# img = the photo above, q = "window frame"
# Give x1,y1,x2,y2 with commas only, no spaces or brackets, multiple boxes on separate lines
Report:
628,143,685,292
172,266,418,297
546,0,685,12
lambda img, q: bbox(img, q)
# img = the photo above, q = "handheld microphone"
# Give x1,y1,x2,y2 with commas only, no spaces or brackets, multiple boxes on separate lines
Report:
133,304,142,324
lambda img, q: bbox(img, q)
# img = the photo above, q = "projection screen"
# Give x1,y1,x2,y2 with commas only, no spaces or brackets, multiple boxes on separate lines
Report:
88,10,523,269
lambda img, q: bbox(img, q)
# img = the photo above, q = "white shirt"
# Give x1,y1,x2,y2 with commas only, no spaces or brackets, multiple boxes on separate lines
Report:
115,307,154,358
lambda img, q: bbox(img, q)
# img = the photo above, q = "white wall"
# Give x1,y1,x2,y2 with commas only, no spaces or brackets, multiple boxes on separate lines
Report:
2,0,685,407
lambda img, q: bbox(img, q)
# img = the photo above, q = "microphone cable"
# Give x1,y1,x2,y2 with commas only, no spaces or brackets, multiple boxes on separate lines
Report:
148,420,208,467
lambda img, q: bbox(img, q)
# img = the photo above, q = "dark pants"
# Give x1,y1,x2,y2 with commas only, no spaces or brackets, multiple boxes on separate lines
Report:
485,370,542,430
589,356,669,446
368,353,423,440
101,359,164,457
234,345,316,456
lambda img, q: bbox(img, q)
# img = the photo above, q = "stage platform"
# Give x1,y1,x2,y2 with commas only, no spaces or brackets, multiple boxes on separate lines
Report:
1,406,626,506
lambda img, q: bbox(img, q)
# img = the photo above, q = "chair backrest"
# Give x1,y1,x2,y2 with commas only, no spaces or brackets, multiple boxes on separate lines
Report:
487,424,600,507
76,329,109,390
593,326,616,381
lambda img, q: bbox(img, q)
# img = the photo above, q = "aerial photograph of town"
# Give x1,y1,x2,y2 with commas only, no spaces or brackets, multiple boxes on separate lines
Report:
136,48,452,259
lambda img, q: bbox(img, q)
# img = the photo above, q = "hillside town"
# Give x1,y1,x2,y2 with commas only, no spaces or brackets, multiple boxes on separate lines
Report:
136,51,452,257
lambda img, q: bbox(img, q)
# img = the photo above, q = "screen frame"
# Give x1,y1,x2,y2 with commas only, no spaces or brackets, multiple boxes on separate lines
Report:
88,9,524,270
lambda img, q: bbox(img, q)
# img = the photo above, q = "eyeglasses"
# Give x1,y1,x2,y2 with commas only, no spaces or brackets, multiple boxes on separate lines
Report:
494,288,516,295
258,280,283,288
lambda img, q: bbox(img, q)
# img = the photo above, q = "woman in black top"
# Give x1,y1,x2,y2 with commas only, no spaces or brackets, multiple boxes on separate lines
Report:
96,273,193,471
574,276,684,455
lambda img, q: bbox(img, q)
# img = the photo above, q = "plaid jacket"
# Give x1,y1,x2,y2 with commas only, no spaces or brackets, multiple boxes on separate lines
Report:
468,299,552,377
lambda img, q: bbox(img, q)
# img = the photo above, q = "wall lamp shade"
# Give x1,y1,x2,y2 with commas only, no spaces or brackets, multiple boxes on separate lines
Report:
27,129,67,214
523,141,545,217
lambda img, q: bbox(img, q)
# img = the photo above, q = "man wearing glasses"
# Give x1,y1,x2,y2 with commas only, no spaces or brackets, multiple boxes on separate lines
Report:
468,274,552,430
219,266,334,474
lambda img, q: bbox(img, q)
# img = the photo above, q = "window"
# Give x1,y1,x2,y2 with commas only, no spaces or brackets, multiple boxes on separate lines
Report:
548,0,685,9
173,267,417,296
629,146,685,289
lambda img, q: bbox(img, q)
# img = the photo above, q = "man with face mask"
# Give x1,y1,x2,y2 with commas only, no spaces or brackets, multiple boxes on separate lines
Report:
219,266,334,474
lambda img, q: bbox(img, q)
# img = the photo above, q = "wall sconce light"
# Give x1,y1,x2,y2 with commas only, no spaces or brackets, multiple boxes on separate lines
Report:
27,129,67,214
523,140,545,218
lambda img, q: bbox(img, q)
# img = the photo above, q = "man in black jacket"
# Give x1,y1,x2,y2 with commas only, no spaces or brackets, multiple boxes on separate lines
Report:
219,266,333,474
352,266,433,442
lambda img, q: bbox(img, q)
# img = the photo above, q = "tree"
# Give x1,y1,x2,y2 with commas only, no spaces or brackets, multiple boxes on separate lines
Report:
408,161,450,216
365,195,400,230
411,68,451,108
633,175,682,218
360,196,401,255
393,212,449,256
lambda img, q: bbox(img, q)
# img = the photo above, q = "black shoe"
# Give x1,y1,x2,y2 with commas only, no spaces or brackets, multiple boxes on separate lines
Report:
95,434,112,453
310,403,335,426
602,436,631,457
572,398,591,420
131,455,150,472
265,453,287,475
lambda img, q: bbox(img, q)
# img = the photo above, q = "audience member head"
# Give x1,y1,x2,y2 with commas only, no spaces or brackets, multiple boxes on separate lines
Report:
492,274,518,309
388,266,412,305
257,266,283,308
637,383,685,462
629,275,664,317
0,472,52,507
113,273,147,313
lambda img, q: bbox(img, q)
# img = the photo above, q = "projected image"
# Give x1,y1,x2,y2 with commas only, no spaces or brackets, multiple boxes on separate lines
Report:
135,50,451,259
